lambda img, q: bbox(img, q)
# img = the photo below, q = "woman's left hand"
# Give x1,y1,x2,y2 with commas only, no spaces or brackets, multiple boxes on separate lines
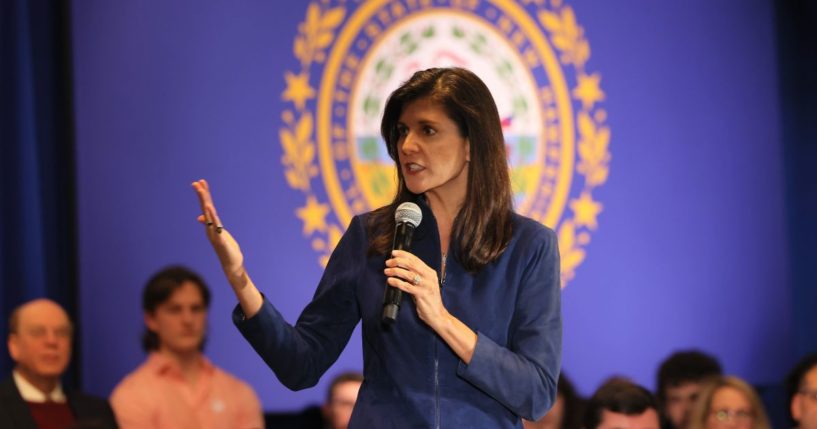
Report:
384,249,448,330
385,249,478,363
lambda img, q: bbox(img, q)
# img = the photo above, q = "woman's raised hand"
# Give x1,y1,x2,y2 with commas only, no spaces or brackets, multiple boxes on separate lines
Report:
192,179,263,316
192,179,246,283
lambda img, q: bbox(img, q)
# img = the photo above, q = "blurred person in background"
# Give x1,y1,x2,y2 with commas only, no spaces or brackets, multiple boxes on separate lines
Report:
110,266,263,429
523,372,583,429
583,377,660,429
685,375,770,429
1,299,118,429
786,353,817,429
656,350,723,429
322,371,363,429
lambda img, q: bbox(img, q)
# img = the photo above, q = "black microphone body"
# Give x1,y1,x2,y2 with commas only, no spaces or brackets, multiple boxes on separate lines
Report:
382,203,422,324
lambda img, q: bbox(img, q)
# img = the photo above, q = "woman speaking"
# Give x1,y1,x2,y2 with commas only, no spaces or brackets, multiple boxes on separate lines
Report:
193,67,562,428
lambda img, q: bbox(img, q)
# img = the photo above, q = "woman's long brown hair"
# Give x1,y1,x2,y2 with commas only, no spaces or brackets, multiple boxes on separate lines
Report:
366,68,513,273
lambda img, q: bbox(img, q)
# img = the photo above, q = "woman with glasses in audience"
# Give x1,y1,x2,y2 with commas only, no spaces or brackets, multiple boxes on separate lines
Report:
686,375,770,429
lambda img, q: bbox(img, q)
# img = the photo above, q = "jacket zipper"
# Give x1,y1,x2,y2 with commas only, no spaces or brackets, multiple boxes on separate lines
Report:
434,252,447,429
434,347,440,429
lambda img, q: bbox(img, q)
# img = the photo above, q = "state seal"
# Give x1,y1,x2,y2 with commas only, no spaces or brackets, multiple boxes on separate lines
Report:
279,0,610,286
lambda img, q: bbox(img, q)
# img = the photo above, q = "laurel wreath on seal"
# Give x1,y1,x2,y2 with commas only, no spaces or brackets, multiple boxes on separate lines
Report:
280,1,611,285
280,3,346,266
538,0,611,285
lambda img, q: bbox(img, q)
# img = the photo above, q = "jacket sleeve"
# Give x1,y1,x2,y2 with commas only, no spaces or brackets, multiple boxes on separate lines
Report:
232,216,365,390
456,226,562,421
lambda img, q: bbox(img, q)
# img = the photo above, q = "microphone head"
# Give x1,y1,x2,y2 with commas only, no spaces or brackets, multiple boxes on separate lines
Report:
394,202,422,228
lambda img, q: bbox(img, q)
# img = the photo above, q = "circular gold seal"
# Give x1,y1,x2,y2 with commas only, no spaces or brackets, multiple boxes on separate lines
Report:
279,0,610,287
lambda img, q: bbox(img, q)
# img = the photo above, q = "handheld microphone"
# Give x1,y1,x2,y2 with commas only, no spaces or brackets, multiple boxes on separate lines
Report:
382,202,422,324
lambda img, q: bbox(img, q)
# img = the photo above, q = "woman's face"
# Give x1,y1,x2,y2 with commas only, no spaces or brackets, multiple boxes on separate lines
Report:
396,97,470,204
705,386,755,429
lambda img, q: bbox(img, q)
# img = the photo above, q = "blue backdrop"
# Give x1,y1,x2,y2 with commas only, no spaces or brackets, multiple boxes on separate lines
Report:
67,0,801,413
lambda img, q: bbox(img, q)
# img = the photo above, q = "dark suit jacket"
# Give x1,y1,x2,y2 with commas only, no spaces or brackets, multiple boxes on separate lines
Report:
0,377,118,429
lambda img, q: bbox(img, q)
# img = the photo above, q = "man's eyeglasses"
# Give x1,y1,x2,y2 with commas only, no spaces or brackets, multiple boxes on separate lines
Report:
710,409,754,423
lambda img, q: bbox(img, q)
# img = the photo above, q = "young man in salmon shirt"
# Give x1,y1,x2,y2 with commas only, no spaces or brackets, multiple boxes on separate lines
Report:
111,266,263,429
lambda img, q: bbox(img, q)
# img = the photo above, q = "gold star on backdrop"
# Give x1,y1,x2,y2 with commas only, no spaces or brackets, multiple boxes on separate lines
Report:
296,195,329,234
282,72,315,111
572,72,605,109
570,191,603,230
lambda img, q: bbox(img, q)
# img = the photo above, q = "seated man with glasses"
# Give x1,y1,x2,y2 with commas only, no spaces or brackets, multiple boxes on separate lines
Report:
583,377,660,429
786,353,817,429
0,299,118,429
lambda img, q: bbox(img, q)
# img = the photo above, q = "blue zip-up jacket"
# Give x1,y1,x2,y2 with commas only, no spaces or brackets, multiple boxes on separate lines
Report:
233,199,561,428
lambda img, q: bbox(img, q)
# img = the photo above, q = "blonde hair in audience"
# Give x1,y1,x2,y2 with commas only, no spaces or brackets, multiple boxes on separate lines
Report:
686,375,771,429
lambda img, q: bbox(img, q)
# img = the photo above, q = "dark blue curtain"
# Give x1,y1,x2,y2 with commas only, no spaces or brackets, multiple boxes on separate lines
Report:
0,0,79,385
776,0,817,358
758,2,817,427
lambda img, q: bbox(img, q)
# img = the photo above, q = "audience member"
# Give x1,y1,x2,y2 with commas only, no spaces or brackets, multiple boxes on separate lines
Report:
686,375,770,429
523,372,584,429
110,266,263,429
322,371,363,429
656,350,722,429
583,377,660,429
786,353,817,429
0,299,118,429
